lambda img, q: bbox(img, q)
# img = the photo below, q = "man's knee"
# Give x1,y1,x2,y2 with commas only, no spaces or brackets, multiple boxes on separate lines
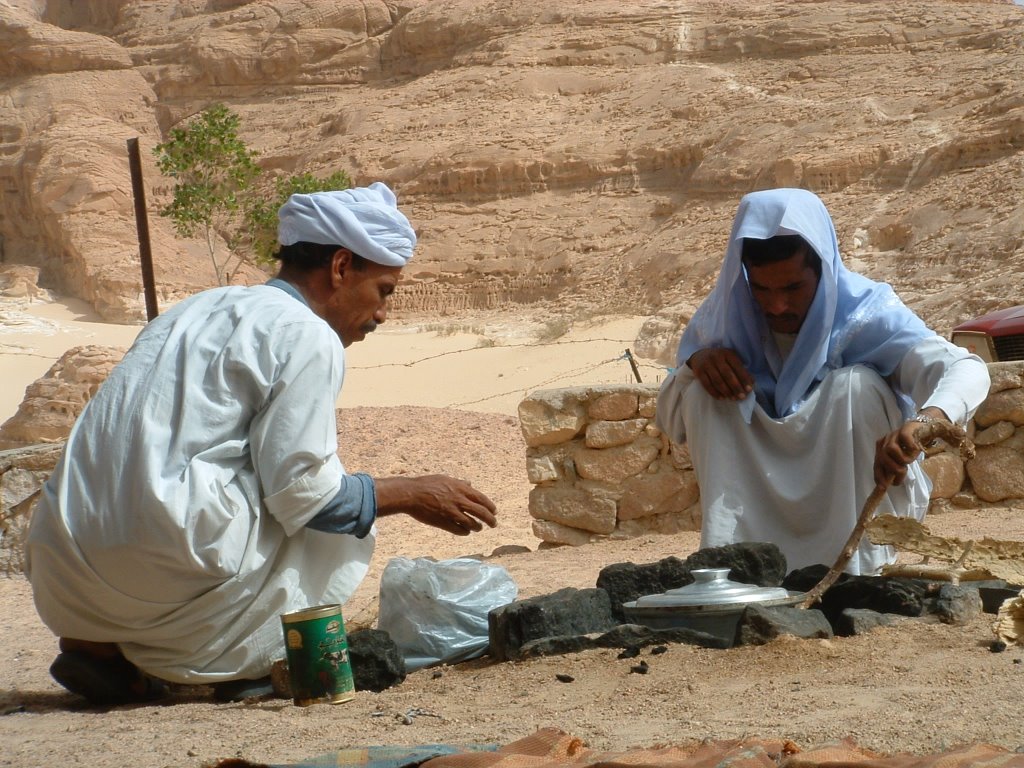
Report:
827,364,902,426
682,378,734,422
828,364,886,390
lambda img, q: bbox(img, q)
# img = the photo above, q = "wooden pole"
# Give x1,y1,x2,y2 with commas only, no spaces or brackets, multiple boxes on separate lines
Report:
126,137,159,321
624,348,643,383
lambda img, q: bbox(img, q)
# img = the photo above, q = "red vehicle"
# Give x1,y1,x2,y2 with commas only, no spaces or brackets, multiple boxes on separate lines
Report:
950,305,1024,363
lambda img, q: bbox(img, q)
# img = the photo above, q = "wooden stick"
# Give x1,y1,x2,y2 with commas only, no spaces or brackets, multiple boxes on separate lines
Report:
798,419,974,609
126,137,159,321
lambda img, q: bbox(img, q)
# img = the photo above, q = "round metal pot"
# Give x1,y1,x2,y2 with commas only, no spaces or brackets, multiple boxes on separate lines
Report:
620,568,804,643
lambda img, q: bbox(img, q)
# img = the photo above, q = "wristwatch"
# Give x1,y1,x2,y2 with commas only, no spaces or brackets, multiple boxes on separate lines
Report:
911,412,935,424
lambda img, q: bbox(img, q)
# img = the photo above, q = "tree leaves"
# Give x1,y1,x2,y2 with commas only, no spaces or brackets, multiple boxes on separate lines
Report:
154,104,261,285
241,169,353,266
154,104,353,284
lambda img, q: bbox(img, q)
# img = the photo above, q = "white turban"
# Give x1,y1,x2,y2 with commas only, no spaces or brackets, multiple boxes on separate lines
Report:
277,182,416,267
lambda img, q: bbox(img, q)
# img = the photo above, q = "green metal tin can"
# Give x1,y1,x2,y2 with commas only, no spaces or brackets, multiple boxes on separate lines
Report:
280,603,355,707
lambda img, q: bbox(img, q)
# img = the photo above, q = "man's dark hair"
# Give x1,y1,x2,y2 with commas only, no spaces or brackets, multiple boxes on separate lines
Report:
274,241,369,271
741,234,821,277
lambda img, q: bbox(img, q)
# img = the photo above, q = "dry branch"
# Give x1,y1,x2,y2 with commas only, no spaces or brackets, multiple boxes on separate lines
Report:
870,515,1024,585
879,541,985,585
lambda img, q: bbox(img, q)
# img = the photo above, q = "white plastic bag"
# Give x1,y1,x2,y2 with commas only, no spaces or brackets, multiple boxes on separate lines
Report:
377,556,518,671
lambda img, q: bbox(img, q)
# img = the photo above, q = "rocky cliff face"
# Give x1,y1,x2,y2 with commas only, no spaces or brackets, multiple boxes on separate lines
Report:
0,0,1021,342
0,344,125,450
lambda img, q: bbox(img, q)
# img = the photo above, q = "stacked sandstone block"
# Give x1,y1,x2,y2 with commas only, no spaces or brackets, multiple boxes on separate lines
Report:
518,384,699,546
944,361,1024,504
520,362,1024,546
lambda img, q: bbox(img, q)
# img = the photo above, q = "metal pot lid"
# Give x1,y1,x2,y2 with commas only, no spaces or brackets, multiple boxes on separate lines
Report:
633,567,790,608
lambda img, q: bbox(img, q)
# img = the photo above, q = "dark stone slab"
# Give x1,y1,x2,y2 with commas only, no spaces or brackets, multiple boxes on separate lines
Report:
684,542,788,587
925,583,983,625
819,576,928,626
516,622,731,659
348,628,406,692
517,634,597,658
834,608,897,637
596,557,691,620
596,543,789,622
782,564,842,598
488,587,617,662
734,605,833,646
979,585,1021,614
593,623,731,651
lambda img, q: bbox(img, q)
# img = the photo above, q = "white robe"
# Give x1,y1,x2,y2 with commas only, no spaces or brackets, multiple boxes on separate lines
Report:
656,337,989,575
25,285,374,684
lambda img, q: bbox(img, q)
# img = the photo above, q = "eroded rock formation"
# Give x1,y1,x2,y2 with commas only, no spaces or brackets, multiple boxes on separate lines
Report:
0,1,1020,338
0,344,125,450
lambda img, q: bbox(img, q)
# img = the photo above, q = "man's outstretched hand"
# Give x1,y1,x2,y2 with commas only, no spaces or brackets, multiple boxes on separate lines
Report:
687,347,754,401
375,475,497,536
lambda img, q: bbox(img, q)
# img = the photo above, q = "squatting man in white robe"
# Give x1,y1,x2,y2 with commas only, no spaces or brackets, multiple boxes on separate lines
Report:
25,182,498,705
655,188,990,577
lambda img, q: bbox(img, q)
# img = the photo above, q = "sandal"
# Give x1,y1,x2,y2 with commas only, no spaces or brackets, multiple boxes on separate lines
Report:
49,650,168,706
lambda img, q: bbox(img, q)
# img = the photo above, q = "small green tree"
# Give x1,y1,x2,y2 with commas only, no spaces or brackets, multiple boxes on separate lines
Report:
241,170,353,265
153,104,261,286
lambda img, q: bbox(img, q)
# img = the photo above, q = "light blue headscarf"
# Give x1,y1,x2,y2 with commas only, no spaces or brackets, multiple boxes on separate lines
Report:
674,188,932,418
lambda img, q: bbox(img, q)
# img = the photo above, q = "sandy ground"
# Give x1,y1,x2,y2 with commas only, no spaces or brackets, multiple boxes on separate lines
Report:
2,295,1024,768
0,293,662,425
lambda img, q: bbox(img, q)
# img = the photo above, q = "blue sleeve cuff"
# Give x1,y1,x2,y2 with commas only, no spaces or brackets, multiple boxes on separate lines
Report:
305,472,377,538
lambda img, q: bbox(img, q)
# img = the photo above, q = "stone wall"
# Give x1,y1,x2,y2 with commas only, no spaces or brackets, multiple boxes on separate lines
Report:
519,361,1024,547
957,362,1024,504
519,385,700,546
0,442,64,575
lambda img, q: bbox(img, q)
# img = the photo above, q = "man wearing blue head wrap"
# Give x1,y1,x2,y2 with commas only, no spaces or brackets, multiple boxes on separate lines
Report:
26,182,497,706
656,188,989,576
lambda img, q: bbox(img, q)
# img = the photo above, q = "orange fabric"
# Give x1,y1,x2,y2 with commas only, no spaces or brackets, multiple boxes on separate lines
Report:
786,741,1024,768
421,729,1024,768
421,729,796,768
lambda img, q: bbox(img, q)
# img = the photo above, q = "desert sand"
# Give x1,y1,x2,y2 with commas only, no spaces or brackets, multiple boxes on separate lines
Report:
0,291,659,425
2,291,1024,768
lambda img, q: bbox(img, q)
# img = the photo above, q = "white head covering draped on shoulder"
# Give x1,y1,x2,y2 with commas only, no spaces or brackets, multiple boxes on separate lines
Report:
674,188,931,418
277,181,416,267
